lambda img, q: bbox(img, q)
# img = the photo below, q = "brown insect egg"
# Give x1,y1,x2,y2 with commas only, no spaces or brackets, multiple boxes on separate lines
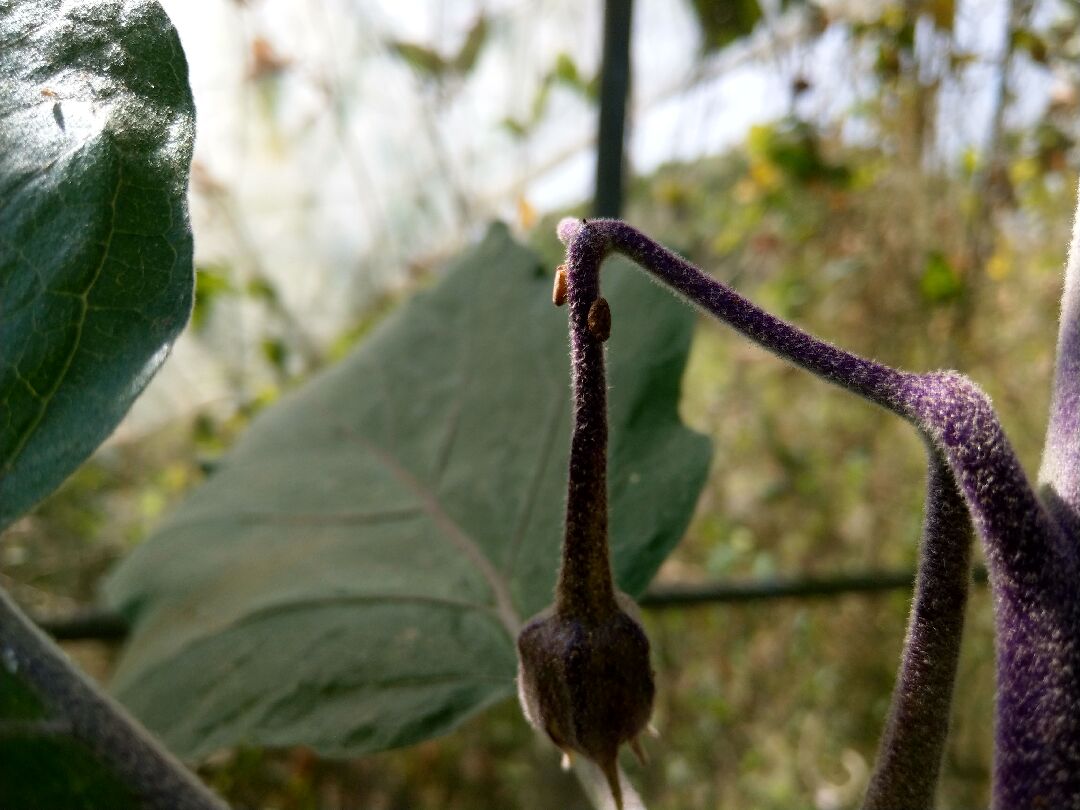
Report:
588,297,611,342
553,265,568,307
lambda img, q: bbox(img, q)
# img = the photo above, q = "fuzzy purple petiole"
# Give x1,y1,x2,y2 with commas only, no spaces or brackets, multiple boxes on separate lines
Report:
515,228,654,810
553,211,1080,809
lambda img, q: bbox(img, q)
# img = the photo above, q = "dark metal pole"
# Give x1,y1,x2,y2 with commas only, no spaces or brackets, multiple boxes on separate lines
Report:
29,567,992,641
593,0,634,218
640,566,989,609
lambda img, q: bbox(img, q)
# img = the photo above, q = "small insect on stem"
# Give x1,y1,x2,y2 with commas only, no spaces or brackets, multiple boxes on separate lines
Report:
41,88,58,98
553,265,568,307
588,297,611,342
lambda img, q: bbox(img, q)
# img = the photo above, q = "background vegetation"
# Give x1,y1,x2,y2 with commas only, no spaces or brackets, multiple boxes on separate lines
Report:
6,0,1080,807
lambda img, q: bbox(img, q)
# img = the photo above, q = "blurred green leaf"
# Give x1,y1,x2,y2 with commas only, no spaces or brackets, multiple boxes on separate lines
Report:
193,267,236,331
388,41,447,78
1034,121,1073,172
920,251,964,303
502,51,598,139
245,276,280,305
390,15,489,81
1011,28,1048,64
750,119,851,187
553,52,582,86
499,116,529,138
260,337,288,374
452,15,488,75
0,0,195,530
104,223,710,759
926,0,955,30
688,0,763,52
875,41,902,77
530,79,553,122
552,52,598,101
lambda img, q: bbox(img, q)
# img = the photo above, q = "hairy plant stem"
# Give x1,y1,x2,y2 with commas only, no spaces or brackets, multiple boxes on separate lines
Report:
557,216,1080,808
0,587,228,810
556,230,618,622
1040,184,1080,536
863,451,973,809
517,222,655,810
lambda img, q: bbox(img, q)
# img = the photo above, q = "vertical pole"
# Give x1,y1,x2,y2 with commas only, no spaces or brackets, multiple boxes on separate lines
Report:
593,0,634,218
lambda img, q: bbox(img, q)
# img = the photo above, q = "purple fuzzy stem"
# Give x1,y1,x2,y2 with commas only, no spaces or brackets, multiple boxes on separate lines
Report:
555,222,618,622
900,375,1080,808
863,451,972,809
558,217,1080,808
1040,183,1080,535
561,219,910,407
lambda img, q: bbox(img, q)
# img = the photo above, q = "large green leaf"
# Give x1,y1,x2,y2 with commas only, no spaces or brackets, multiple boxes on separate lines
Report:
0,3,194,803
104,224,711,759
0,0,195,530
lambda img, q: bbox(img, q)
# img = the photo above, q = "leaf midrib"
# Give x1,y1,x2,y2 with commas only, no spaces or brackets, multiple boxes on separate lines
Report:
343,428,522,635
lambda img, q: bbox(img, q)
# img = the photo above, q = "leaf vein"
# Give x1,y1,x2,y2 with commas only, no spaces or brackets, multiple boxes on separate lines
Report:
1,148,122,472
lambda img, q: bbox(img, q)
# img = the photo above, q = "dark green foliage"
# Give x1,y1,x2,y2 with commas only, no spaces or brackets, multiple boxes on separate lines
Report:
0,665,46,718
0,736,140,810
0,2,212,807
0,0,196,529
688,0,763,52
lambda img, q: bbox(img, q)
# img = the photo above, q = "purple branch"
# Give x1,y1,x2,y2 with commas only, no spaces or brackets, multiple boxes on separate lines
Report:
556,234,618,621
1040,184,1080,534
516,227,655,810
557,217,1080,808
556,218,909,410
899,376,1080,808
863,451,972,809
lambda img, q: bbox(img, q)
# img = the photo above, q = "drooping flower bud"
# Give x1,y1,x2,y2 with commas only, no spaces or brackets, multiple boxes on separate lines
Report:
517,593,654,809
